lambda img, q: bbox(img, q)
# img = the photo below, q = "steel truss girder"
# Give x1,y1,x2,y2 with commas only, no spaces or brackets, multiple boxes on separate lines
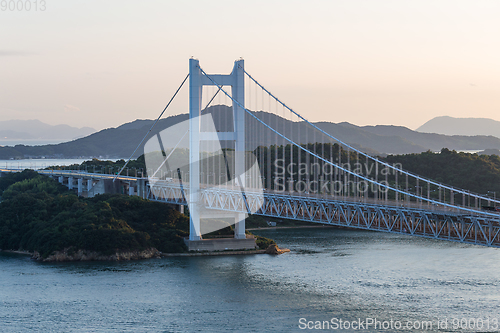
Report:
146,184,500,248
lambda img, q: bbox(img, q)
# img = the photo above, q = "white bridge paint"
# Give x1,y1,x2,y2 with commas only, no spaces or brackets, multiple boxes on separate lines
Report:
188,59,246,241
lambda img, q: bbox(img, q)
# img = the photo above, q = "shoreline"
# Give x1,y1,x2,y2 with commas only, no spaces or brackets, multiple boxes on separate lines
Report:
0,250,33,256
1,246,289,261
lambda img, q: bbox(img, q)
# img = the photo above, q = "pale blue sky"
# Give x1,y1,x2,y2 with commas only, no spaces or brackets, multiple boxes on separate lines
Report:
1,0,499,130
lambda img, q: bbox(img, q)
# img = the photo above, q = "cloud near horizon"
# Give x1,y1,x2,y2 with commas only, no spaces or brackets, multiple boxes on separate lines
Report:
64,104,80,112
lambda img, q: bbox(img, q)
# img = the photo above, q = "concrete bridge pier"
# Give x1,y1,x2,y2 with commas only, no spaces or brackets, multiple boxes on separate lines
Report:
68,177,74,190
137,179,146,199
58,176,64,184
77,178,83,194
87,179,93,191
234,213,247,239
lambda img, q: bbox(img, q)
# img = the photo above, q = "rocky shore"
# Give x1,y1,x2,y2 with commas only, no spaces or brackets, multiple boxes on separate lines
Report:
264,244,290,255
31,247,161,262
2,244,290,262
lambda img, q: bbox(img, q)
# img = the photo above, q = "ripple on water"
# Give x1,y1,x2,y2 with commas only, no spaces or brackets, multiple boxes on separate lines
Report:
1,228,500,332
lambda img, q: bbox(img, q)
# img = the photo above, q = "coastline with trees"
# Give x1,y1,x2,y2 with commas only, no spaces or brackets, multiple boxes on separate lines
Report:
0,170,276,262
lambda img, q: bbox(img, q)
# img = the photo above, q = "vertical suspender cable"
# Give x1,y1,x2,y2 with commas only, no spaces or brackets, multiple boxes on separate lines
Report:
113,73,189,182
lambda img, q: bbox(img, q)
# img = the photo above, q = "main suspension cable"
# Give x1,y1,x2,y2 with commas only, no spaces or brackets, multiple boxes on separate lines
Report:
198,65,499,217
113,73,190,182
149,87,222,179
239,66,500,205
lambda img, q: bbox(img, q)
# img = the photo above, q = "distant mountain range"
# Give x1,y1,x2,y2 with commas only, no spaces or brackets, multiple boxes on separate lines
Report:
1,108,500,159
0,120,95,140
417,116,500,138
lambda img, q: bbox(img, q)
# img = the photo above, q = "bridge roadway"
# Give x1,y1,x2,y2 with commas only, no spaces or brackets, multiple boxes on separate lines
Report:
2,168,500,248
0,168,148,198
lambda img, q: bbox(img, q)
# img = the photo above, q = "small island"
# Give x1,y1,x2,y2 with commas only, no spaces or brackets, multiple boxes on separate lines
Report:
0,170,279,262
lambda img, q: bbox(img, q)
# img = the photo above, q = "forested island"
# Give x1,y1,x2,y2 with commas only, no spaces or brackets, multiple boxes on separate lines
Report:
0,171,275,261
4,147,499,262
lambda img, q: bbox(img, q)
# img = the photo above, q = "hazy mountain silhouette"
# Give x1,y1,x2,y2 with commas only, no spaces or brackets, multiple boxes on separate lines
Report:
2,107,500,159
0,120,95,140
416,116,500,138
479,148,500,156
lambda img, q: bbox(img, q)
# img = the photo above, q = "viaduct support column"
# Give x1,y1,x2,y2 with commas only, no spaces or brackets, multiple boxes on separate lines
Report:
136,180,142,197
137,179,146,199
77,178,83,194
68,177,74,190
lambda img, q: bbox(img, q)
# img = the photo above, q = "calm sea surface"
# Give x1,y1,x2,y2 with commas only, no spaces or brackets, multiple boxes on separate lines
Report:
1,228,500,332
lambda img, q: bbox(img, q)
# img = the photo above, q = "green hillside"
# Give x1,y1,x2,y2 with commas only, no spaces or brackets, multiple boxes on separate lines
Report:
384,148,500,196
0,171,189,257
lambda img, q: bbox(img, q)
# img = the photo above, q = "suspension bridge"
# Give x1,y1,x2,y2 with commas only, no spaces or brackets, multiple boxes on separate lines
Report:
2,58,500,250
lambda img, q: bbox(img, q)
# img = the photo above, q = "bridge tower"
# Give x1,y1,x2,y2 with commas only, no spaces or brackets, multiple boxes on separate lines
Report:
188,58,246,241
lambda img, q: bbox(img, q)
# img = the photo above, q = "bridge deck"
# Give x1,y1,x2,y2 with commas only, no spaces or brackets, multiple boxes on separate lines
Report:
146,182,500,248
2,168,499,248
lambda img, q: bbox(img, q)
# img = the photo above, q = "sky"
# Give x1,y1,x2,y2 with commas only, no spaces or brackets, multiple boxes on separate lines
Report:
1,0,500,131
